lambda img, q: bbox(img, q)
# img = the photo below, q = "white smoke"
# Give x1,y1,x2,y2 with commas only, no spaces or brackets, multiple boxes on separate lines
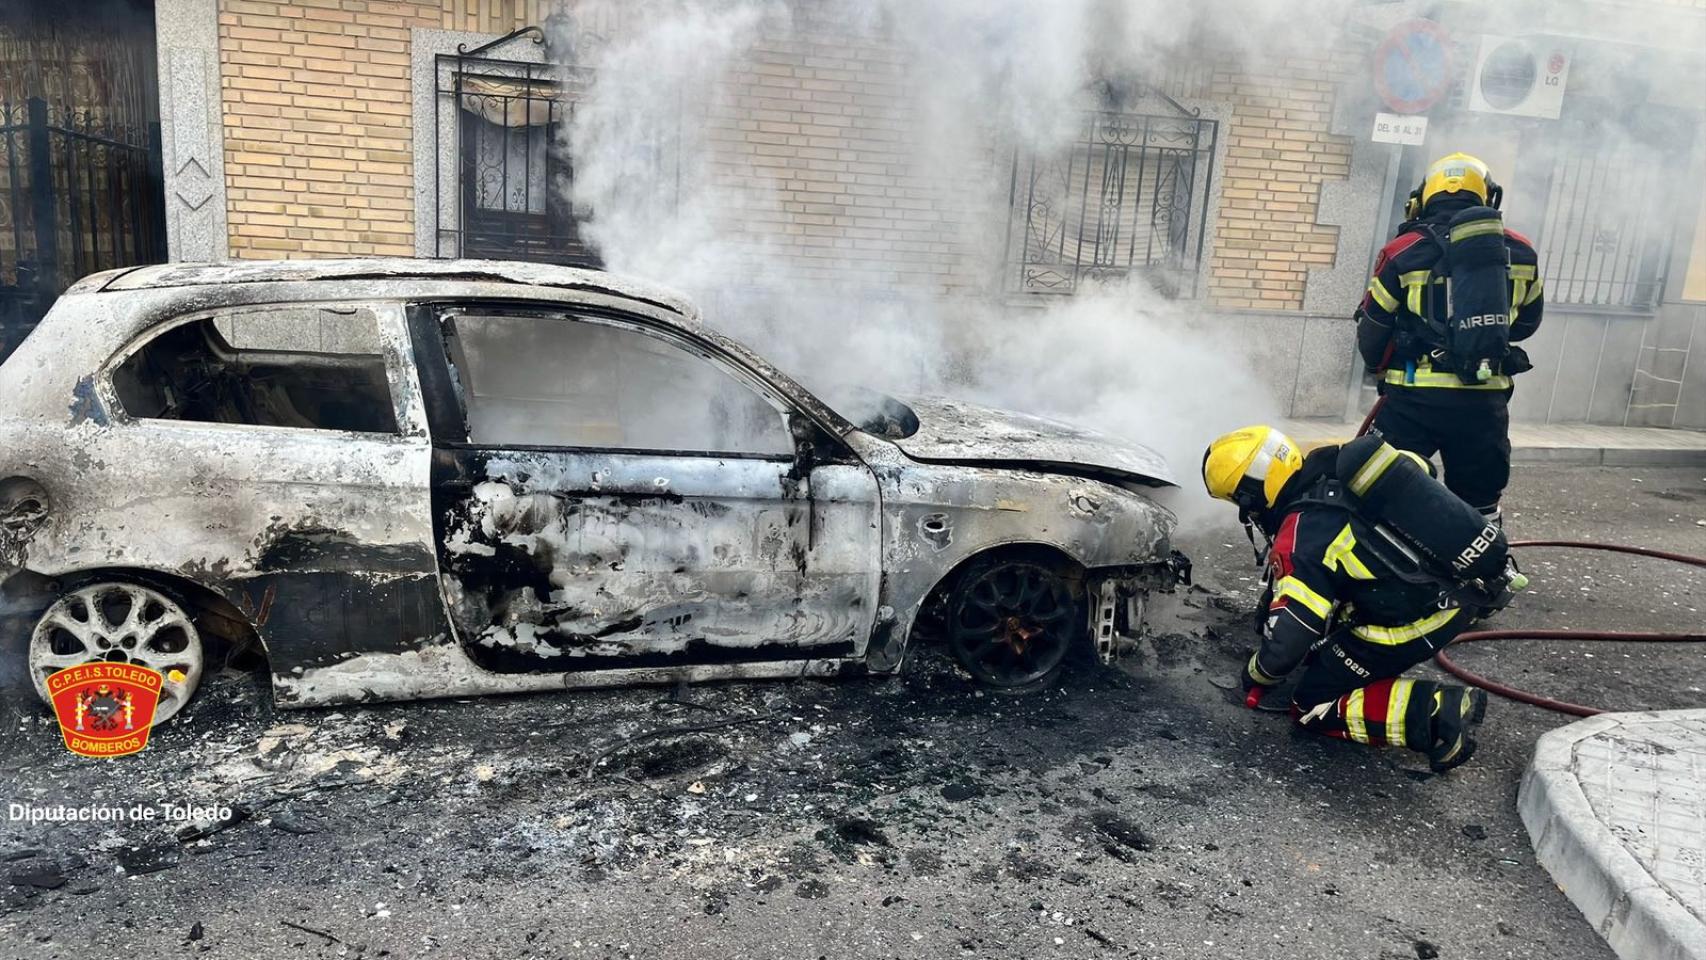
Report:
556,0,1317,519
562,1,781,285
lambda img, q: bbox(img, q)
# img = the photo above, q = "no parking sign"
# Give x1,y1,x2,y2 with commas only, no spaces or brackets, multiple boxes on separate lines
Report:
1373,19,1454,115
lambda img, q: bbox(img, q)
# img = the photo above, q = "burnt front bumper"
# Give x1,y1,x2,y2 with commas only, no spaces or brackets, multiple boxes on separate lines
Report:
1088,550,1191,665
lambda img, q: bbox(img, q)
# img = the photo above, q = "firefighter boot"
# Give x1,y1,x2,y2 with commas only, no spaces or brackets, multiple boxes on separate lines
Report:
1428,685,1489,773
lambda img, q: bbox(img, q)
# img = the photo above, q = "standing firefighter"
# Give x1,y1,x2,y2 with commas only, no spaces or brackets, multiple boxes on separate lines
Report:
1356,152,1544,526
1202,425,1528,772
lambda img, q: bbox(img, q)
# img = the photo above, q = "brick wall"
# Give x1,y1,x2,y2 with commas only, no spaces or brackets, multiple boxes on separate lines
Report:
1205,57,1354,311
699,30,984,297
701,36,1358,305
215,1,1350,309
218,0,536,259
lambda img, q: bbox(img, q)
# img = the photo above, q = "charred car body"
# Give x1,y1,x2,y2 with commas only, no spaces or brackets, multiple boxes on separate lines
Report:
0,260,1186,723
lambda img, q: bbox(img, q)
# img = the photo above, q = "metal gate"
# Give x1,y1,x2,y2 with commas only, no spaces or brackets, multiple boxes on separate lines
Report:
1006,107,1218,297
1533,118,1680,309
433,27,600,267
0,97,165,358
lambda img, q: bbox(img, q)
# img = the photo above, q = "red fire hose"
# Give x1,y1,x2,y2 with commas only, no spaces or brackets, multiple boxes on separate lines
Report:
1355,394,1386,438
1434,540,1706,717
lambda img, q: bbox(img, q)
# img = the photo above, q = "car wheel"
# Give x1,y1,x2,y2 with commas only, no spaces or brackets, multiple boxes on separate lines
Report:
947,558,1083,690
27,581,205,725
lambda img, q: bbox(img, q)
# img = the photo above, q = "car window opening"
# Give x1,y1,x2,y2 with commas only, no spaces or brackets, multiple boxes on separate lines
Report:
445,313,793,457
112,312,399,434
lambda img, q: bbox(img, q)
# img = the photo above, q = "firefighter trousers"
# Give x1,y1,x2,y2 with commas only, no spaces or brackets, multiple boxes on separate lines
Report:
1371,387,1512,516
1290,608,1475,751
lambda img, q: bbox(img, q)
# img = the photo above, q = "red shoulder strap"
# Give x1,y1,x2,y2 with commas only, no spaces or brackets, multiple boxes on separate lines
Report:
1373,230,1427,274
1268,512,1302,580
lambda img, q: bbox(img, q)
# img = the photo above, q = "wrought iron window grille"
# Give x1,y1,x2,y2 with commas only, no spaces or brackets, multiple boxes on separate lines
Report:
432,25,601,267
1005,85,1218,298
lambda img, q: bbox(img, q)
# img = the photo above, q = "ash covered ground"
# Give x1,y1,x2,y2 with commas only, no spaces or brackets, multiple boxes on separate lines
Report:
1,464,1702,959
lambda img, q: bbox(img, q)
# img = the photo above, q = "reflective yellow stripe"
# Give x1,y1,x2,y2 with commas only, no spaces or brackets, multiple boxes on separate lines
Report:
1523,276,1544,305
1388,678,1416,749
1367,277,1399,312
1432,690,1465,762
1449,219,1503,242
1508,263,1537,281
1351,607,1462,645
1324,523,1376,580
1512,279,1528,317
1274,576,1333,620
1396,450,1432,474
1247,653,1280,686
1348,443,1400,497
1384,367,1513,390
1345,688,1369,744
1399,270,1431,287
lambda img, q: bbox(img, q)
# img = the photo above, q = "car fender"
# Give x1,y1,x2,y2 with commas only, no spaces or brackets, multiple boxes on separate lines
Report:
861,444,1177,666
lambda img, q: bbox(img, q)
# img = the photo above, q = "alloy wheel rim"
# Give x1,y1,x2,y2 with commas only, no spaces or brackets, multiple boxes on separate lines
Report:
28,583,203,725
950,563,1075,687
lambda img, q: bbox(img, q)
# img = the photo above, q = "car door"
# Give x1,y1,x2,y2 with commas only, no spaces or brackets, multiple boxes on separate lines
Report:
405,302,882,673
90,301,443,677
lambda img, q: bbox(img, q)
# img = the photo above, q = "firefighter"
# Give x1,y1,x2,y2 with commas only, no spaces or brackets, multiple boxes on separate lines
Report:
1202,424,1516,773
1356,152,1544,526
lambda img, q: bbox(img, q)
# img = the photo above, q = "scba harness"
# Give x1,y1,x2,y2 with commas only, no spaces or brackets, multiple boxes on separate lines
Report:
1289,437,1527,614
1389,206,1535,388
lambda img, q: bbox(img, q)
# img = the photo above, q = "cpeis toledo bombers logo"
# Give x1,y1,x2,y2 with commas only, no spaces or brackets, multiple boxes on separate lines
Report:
47,663,163,757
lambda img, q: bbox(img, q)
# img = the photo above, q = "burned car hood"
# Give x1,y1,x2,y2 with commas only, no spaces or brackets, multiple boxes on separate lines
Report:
888,396,1176,487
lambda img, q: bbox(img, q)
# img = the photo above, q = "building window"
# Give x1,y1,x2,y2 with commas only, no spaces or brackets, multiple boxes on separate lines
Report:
1534,127,1676,309
1006,102,1218,297
433,28,598,267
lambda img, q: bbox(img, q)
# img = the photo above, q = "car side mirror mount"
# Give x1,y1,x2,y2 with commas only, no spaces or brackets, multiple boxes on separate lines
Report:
788,412,849,467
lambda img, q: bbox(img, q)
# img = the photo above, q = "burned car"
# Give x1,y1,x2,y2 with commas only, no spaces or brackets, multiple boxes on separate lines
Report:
0,260,1185,724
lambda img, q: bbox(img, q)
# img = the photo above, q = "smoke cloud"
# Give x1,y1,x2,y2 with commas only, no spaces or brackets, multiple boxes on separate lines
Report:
555,0,1706,515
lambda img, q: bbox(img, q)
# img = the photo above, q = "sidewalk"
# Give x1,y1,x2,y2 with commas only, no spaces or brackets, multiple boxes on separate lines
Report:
1519,711,1706,960
1283,418,1706,466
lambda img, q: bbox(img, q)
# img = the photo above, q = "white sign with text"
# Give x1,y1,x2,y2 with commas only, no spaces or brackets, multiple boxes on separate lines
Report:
1372,112,1429,145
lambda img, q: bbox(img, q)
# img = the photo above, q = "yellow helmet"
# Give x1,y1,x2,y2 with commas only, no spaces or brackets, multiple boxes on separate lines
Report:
1414,152,1499,213
1202,425,1303,513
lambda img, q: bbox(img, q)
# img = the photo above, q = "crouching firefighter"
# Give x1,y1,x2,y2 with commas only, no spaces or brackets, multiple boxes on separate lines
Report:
1202,425,1530,772
1357,152,1544,526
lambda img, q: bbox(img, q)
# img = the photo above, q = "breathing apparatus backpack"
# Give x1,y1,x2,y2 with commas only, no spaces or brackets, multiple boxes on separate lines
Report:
1299,435,1525,612
1400,206,1525,385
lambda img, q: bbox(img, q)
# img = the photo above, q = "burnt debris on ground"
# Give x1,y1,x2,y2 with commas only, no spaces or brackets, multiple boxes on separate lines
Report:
1,466,1700,959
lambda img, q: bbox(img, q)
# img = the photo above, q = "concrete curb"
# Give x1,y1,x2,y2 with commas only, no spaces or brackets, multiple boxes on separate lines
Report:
1518,712,1706,960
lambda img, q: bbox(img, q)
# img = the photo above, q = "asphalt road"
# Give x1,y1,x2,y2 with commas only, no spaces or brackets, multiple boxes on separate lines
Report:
1,464,1701,960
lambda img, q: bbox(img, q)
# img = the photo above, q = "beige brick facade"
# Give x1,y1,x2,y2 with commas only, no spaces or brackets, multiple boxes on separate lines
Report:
191,0,1706,426
219,0,534,259
215,1,1352,305
702,31,982,296
1206,58,1354,310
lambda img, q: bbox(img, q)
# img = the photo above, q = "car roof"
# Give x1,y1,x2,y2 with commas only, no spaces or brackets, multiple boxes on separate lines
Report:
23,257,855,435
84,258,699,318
